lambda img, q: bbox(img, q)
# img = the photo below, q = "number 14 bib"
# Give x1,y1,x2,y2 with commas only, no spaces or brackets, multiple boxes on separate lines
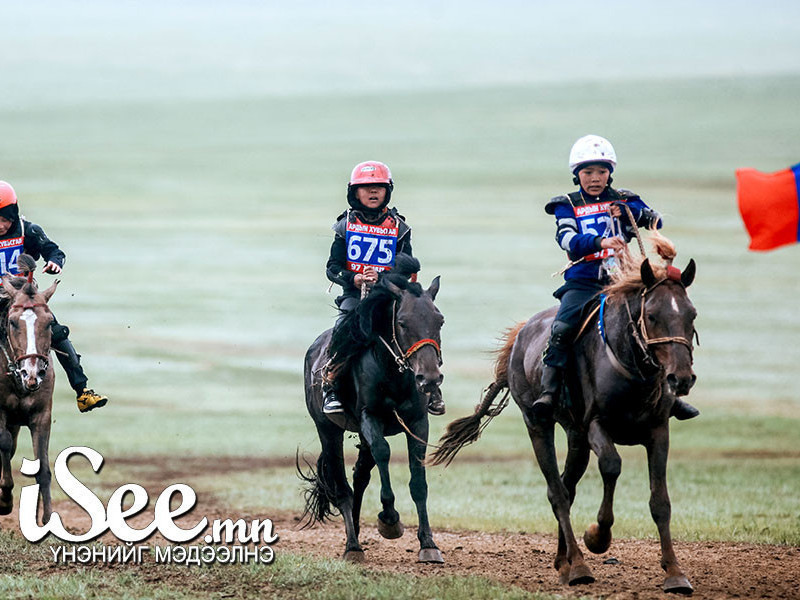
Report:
346,215,399,273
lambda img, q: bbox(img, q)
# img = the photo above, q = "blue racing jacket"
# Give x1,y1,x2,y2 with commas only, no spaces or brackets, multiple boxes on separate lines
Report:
545,187,661,281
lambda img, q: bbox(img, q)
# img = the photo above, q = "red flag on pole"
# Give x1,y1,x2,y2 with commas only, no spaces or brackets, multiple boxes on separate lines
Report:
736,163,800,251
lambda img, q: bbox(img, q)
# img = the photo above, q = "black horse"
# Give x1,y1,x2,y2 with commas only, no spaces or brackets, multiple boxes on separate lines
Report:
301,256,445,563
430,249,697,594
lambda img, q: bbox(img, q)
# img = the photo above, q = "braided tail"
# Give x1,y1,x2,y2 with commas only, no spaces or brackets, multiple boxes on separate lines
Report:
426,322,524,467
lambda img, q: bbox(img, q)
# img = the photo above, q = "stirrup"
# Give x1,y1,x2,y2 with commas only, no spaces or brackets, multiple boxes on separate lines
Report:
77,388,108,413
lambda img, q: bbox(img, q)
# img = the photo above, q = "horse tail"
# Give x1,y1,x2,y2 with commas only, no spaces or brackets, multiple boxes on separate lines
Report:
296,450,340,528
427,322,524,467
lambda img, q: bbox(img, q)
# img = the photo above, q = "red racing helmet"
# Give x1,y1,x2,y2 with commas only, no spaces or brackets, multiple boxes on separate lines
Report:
0,181,18,209
349,161,393,186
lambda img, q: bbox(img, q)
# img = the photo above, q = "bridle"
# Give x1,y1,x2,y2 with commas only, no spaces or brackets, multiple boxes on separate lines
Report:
604,274,698,381
378,300,442,373
3,301,51,394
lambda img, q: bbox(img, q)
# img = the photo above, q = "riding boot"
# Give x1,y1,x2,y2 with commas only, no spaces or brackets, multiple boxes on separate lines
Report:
670,398,700,420
51,322,108,413
532,364,562,420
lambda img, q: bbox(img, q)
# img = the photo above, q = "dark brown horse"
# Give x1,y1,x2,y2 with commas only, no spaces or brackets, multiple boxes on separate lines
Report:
300,256,445,563
0,255,58,524
430,253,697,594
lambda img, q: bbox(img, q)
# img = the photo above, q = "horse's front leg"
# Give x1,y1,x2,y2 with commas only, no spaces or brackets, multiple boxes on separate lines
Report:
647,425,693,595
0,419,16,516
584,418,621,555
405,415,443,563
360,411,403,539
556,428,591,569
351,434,375,539
523,409,594,586
29,415,53,525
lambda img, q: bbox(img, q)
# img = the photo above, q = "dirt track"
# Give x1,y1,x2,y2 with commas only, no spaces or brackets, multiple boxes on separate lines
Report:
4,456,799,599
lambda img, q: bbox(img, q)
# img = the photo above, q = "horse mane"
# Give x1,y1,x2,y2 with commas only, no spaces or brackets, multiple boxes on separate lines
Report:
602,230,677,299
328,255,422,374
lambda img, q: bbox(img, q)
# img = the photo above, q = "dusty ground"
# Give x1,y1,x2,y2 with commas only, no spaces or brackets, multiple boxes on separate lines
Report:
3,456,799,600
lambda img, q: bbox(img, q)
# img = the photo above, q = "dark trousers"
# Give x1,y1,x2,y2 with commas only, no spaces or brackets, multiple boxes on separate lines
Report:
51,317,88,392
543,279,605,368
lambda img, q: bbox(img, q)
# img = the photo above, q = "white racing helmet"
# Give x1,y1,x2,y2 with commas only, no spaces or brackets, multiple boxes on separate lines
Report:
569,135,617,174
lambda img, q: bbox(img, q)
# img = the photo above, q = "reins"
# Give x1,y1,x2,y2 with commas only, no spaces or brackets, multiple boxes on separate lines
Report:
379,300,441,373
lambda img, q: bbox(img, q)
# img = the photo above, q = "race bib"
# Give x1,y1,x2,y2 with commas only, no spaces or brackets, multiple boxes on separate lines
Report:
345,216,399,273
0,236,24,276
574,201,614,262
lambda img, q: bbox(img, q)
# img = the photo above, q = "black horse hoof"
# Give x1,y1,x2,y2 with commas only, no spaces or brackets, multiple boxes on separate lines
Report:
568,563,595,586
343,549,365,563
663,575,693,595
583,523,612,554
376,517,404,539
418,548,444,563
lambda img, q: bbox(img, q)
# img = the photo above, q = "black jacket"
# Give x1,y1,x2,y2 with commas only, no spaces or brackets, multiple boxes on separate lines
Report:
3,219,66,268
325,208,412,295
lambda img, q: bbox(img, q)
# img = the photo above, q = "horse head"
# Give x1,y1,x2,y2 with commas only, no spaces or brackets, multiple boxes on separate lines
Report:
2,275,58,394
639,258,697,396
384,276,445,397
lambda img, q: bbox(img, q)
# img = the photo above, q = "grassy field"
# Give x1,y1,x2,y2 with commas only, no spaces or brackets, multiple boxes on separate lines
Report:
1,2,799,598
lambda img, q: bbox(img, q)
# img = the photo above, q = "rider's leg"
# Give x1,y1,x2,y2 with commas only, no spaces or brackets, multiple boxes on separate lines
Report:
50,318,108,413
323,295,359,414
533,319,575,419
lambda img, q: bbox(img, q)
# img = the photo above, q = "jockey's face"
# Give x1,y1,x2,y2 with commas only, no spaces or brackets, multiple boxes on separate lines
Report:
0,217,12,236
355,185,387,210
578,164,611,197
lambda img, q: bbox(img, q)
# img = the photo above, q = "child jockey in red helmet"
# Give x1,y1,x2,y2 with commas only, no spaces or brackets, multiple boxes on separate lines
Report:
534,136,698,421
322,161,445,416
0,181,108,412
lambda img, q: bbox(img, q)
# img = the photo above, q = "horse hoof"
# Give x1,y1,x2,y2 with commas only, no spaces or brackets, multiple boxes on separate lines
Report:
663,575,693,595
583,523,612,554
343,549,365,563
377,518,404,539
418,548,444,563
568,563,595,586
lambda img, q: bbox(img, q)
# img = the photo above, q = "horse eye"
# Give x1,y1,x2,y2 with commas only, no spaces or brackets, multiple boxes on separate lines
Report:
647,315,656,323
9,319,18,330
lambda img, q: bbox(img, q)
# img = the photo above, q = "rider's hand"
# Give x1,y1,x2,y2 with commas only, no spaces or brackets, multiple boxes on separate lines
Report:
43,261,62,274
362,267,379,283
600,237,626,252
608,204,623,218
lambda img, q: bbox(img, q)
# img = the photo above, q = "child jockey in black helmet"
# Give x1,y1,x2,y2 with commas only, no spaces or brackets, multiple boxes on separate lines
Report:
0,181,108,412
534,136,699,421
322,161,445,416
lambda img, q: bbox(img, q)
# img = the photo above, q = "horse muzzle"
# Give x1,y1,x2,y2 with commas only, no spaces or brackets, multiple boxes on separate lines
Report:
666,372,696,397
415,372,444,395
17,357,48,393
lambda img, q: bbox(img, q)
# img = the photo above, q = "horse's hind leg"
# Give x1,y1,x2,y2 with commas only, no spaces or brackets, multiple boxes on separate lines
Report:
647,425,693,595
351,435,375,540
584,418,621,556
360,412,403,539
29,417,52,525
524,411,594,586
405,417,443,563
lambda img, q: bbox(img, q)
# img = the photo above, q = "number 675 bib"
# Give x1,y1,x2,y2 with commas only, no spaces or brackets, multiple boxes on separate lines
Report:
345,215,399,273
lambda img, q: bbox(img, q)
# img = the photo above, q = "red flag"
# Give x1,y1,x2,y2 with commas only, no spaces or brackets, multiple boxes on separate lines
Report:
736,163,800,251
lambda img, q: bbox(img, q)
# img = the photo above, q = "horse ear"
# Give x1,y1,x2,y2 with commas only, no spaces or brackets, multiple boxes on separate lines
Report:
640,258,657,287
427,276,440,301
41,279,60,302
2,276,17,297
384,280,403,299
681,259,696,288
